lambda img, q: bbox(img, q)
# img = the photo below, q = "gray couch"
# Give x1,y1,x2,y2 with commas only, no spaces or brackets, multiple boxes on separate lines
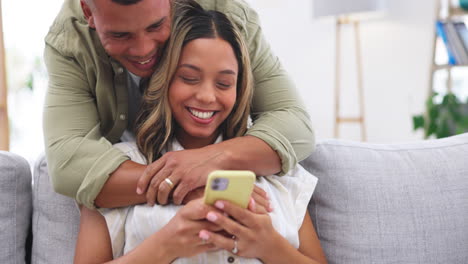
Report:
1,133,468,264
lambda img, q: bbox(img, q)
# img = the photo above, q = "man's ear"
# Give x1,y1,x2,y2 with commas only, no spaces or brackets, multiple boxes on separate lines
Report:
80,0,96,28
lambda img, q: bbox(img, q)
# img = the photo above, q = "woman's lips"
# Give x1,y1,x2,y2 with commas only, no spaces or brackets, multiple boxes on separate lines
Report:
187,107,217,124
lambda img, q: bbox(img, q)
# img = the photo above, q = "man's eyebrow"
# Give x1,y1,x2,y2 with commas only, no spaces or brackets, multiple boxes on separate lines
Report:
105,17,167,35
147,17,166,29
106,30,129,36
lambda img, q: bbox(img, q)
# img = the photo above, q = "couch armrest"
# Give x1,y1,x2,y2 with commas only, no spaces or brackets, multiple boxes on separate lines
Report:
0,151,32,264
31,153,80,264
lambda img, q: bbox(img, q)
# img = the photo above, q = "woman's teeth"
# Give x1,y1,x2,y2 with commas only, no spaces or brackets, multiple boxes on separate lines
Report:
189,108,214,119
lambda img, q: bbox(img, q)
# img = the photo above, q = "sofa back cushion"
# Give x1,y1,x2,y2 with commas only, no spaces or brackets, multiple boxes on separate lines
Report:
301,133,468,264
0,151,32,264
32,154,79,264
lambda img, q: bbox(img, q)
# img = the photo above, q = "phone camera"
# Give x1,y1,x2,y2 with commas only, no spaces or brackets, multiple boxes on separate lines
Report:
211,177,228,191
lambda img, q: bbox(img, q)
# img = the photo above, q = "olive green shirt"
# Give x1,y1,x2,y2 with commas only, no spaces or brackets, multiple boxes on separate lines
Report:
43,0,315,209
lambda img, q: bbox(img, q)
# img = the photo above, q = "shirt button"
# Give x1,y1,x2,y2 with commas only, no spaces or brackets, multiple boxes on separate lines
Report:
117,67,124,74
227,256,235,263
119,114,126,120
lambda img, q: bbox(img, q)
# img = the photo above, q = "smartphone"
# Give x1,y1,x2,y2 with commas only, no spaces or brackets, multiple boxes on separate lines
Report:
203,170,255,208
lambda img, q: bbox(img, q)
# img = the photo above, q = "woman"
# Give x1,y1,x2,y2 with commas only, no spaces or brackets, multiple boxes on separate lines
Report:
74,1,326,263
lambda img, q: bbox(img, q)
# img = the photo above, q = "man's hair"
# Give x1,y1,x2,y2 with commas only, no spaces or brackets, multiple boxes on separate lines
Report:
111,0,143,5
136,0,253,162
86,0,143,8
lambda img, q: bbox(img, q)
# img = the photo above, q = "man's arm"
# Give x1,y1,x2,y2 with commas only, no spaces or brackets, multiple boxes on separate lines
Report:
43,45,129,208
225,1,315,174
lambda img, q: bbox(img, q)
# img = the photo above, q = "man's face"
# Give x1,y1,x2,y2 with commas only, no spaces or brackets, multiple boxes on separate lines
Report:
82,0,171,77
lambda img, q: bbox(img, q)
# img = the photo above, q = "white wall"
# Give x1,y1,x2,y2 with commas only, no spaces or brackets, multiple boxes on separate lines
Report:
247,0,437,142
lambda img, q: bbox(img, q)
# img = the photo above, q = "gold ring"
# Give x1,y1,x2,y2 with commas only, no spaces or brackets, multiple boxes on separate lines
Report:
164,178,174,189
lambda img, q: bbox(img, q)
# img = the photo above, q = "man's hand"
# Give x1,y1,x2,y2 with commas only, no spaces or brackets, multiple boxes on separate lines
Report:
137,147,225,205
134,135,280,207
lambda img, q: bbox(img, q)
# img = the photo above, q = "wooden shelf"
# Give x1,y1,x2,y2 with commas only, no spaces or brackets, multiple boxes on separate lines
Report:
449,6,468,17
433,64,468,70
429,1,468,95
0,0,10,151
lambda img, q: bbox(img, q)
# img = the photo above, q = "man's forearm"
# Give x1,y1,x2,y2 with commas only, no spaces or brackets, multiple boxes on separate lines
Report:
209,135,281,176
95,160,147,208
96,136,280,208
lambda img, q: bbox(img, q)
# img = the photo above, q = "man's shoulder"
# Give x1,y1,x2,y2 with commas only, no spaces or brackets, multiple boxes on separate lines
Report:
196,0,260,27
45,0,105,60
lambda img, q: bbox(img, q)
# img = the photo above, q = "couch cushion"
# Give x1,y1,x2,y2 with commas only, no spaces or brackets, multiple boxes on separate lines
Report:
0,151,32,264
32,154,80,264
301,133,468,264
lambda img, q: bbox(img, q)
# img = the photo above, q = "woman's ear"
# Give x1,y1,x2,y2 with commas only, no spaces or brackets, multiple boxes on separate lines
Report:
80,0,96,28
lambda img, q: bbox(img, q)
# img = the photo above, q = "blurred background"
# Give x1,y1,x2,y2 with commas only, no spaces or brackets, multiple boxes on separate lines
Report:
1,0,467,166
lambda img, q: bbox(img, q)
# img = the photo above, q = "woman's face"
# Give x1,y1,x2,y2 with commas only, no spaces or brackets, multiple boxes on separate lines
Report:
169,37,238,149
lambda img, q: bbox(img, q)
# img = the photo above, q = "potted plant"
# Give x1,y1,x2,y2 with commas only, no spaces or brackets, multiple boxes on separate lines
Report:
413,92,468,138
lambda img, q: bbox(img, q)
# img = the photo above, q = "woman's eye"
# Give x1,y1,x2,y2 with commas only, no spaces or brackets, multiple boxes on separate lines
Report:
217,82,232,89
180,76,198,83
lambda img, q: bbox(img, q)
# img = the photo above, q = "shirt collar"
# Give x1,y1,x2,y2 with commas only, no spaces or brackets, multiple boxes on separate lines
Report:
165,135,223,153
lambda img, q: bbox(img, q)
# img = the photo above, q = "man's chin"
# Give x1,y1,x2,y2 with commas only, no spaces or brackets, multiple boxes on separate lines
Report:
126,67,154,78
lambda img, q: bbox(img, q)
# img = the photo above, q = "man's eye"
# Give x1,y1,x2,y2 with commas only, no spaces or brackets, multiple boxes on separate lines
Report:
148,19,165,32
148,24,162,32
112,33,129,39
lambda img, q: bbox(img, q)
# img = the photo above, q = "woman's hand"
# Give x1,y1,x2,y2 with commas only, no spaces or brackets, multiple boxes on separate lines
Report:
137,148,223,206
197,199,280,260
182,185,273,214
158,198,222,261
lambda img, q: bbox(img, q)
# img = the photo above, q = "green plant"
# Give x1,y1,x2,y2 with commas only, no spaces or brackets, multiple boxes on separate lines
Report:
413,92,468,138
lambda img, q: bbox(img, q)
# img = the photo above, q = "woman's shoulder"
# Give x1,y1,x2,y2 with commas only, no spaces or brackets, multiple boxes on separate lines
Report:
113,142,148,165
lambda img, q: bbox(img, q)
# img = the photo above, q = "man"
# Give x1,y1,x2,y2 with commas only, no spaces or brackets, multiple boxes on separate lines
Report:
43,0,314,209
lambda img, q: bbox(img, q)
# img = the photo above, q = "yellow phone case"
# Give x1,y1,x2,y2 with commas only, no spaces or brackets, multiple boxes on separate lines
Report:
203,170,255,208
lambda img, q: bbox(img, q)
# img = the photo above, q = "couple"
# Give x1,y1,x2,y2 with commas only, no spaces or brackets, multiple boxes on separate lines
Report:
73,1,326,263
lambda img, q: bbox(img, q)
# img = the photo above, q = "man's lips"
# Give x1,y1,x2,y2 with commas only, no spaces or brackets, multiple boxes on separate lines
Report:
128,54,157,71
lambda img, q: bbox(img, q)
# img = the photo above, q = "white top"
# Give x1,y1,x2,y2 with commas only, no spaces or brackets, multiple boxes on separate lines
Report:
102,139,318,263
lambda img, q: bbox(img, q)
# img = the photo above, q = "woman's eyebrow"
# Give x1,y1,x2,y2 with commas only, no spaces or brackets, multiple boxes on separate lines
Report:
219,69,236,75
179,64,201,72
179,64,236,75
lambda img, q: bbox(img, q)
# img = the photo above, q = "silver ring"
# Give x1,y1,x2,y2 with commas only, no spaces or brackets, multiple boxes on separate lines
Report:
231,236,238,254
164,178,174,189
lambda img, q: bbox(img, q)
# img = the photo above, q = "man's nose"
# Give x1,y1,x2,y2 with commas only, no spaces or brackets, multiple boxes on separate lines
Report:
129,33,156,58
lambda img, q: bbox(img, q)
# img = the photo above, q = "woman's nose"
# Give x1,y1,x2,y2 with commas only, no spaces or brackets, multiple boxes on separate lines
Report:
195,83,216,104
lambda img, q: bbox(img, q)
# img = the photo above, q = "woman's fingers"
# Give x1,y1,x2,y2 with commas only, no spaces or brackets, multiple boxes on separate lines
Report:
252,185,272,213
199,230,239,255
179,199,215,220
204,207,254,239
212,200,258,228
250,191,269,214
182,187,205,204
